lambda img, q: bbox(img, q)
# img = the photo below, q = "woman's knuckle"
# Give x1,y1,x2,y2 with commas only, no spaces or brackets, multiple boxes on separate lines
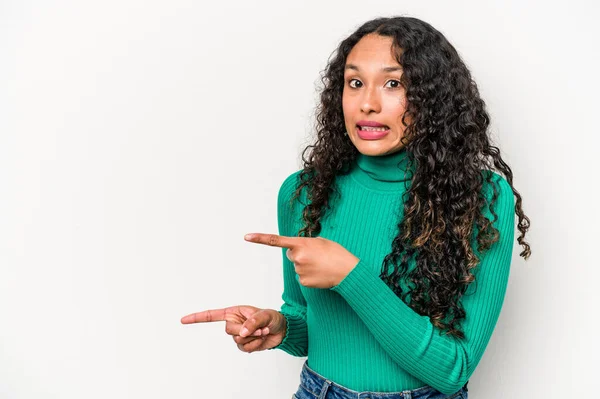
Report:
268,235,278,246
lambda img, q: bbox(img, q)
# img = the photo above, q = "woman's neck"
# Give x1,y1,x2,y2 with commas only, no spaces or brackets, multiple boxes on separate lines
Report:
350,147,414,192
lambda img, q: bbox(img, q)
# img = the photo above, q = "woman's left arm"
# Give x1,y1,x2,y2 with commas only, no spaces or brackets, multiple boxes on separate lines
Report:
330,175,516,395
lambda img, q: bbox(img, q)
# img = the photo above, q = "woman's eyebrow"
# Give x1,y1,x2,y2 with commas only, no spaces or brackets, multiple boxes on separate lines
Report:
345,63,403,73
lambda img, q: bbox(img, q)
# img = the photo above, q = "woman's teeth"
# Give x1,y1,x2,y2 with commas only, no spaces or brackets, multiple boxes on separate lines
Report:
358,126,389,131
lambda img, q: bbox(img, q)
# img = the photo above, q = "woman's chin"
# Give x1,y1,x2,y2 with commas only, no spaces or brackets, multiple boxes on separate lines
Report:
353,140,405,156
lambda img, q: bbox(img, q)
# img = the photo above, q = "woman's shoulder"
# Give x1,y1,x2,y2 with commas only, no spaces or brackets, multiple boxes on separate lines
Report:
479,169,516,228
480,169,514,204
280,169,303,187
278,169,303,196
277,169,307,208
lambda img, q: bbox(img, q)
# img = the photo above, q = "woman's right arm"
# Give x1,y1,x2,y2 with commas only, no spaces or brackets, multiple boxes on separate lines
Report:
267,171,309,357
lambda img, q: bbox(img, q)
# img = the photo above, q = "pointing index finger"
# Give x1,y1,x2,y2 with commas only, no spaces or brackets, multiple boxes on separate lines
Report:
244,233,298,249
180,308,229,324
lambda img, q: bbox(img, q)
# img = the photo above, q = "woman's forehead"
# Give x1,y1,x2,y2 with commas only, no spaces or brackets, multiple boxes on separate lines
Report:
346,34,401,69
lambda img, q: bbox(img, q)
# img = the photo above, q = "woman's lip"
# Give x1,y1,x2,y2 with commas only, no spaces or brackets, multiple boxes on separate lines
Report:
356,126,390,140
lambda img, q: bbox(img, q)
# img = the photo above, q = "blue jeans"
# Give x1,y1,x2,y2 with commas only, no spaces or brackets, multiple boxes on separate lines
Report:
292,360,468,399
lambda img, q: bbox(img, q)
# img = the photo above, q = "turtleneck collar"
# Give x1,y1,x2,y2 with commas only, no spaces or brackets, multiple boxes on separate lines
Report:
350,147,414,192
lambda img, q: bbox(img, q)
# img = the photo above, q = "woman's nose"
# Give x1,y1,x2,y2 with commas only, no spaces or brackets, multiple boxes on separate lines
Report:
360,87,382,114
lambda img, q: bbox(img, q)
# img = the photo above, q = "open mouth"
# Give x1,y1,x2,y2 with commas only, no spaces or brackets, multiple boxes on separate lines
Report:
357,125,390,131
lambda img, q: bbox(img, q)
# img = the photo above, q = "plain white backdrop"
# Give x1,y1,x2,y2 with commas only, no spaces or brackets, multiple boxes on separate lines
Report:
1,1,597,398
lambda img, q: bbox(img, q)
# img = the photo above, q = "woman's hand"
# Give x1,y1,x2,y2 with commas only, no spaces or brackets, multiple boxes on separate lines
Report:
244,233,360,289
180,305,287,353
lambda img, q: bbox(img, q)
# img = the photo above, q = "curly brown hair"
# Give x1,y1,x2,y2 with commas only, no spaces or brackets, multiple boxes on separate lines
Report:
288,16,531,339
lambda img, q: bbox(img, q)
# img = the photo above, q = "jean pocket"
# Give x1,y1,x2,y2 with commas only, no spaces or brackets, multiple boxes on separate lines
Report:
448,390,467,399
292,384,318,399
420,390,465,399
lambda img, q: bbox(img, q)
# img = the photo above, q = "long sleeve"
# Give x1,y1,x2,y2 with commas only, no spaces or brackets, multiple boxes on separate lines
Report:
269,171,309,357
329,173,515,395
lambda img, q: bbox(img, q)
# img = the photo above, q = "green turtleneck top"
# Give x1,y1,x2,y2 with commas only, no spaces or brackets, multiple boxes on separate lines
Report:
269,148,515,395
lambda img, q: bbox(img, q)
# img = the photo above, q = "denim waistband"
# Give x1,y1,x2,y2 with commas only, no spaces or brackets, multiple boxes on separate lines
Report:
298,360,468,399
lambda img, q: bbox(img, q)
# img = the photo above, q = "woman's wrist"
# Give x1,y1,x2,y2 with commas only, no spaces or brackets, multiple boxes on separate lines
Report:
277,310,287,337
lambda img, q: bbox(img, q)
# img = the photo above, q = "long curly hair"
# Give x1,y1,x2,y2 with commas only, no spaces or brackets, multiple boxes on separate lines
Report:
288,16,532,339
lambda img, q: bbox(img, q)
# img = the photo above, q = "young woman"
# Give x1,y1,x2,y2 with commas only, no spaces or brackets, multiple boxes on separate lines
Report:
181,16,531,399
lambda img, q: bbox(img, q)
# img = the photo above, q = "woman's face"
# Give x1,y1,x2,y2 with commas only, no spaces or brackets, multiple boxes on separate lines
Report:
342,34,410,156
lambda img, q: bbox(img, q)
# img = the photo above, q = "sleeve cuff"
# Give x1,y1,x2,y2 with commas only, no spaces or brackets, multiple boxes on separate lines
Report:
268,310,308,356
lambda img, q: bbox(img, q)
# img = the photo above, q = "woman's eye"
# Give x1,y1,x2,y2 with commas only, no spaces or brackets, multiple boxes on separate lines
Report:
347,79,401,89
348,79,362,88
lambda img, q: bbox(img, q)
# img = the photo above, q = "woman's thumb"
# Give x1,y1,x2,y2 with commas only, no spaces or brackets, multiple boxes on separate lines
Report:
239,309,271,337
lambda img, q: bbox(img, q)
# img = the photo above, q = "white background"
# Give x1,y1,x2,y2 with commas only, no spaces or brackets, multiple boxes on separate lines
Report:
1,1,597,398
